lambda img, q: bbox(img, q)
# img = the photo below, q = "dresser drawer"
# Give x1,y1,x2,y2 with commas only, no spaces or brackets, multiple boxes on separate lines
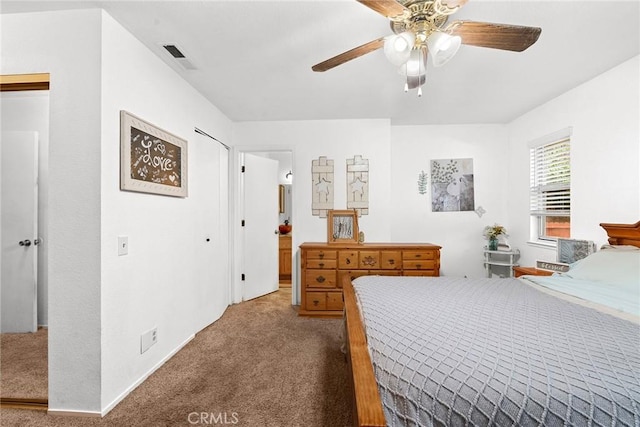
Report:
338,250,359,269
380,251,401,270
402,260,437,270
305,292,327,311
306,259,337,269
326,292,343,310
305,270,337,288
359,251,380,269
305,250,337,260
279,236,292,249
403,250,436,261
305,292,343,311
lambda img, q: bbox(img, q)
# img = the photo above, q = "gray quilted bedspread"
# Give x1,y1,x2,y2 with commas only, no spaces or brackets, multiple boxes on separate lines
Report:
352,276,640,427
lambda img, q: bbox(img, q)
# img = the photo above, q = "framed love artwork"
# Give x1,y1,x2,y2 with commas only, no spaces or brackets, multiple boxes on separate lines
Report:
120,110,188,197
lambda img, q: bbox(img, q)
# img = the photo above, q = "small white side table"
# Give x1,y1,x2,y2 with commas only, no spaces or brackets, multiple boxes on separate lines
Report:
483,248,520,278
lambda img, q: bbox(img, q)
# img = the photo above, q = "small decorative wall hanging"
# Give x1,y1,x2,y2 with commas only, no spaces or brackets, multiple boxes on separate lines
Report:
346,155,369,215
120,110,187,198
431,158,474,212
312,156,334,218
417,170,428,195
327,209,359,244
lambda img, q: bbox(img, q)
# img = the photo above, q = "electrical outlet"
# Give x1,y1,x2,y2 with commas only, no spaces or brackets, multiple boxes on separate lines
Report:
140,327,157,354
118,236,128,256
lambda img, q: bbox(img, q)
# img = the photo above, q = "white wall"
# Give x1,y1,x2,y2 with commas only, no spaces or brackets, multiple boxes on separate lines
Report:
1,9,104,412
390,125,509,278
0,91,50,326
233,119,392,302
1,9,234,415
506,55,640,267
100,12,232,412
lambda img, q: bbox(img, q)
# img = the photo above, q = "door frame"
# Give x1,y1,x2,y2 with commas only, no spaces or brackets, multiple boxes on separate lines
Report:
0,73,50,408
0,73,50,92
231,146,296,306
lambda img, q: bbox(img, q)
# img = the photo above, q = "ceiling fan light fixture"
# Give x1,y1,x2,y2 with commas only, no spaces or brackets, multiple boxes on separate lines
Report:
426,31,461,67
399,48,427,77
383,31,415,66
399,48,427,91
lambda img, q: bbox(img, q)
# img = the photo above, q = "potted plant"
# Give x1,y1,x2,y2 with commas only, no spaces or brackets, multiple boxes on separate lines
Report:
483,224,506,250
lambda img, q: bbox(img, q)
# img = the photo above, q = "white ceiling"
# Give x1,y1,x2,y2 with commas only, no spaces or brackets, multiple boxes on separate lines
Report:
2,1,639,125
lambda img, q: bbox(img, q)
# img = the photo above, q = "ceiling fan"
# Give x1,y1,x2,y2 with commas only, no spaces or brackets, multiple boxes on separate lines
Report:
312,0,541,95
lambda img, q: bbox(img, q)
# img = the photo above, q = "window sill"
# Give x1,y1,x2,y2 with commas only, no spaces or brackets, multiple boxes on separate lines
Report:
527,240,557,250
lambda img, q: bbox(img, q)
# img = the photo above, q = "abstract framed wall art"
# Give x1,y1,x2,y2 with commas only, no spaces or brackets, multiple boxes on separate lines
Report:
430,158,474,212
120,111,187,197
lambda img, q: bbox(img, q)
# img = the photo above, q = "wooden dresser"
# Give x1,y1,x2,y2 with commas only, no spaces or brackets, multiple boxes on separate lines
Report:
299,242,441,317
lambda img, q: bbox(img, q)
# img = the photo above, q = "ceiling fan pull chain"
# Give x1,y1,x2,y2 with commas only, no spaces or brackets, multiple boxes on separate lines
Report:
417,49,423,97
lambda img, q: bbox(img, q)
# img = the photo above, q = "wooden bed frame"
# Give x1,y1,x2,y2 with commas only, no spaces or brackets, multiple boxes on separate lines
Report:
343,221,640,427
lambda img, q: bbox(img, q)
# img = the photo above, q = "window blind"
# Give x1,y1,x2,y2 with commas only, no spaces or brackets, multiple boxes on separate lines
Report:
529,137,570,216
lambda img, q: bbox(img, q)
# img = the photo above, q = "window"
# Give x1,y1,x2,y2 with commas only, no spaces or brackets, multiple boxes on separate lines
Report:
529,128,571,242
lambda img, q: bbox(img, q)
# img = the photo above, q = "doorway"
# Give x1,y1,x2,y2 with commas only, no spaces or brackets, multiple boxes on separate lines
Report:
0,74,50,408
236,149,294,304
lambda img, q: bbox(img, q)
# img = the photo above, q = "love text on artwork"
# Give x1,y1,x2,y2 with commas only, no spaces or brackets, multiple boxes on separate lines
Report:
130,126,182,187
140,138,173,171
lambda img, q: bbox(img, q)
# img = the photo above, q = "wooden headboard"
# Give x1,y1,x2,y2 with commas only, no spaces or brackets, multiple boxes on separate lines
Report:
600,221,640,247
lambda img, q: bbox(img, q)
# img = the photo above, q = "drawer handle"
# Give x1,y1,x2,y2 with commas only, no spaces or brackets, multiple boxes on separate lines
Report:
388,259,395,265
316,276,326,283
362,256,376,267
319,252,325,259
415,254,422,258
416,264,422,269
319,262,325,268
346,258,351,265
313,300,320,306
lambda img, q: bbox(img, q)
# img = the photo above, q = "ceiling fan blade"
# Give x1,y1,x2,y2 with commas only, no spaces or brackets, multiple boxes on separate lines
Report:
446,21,542,52
312,37,385,72
357,0,409,19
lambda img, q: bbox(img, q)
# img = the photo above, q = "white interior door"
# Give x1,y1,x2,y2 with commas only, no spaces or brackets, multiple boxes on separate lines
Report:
242,153,279,301
1,131,38,333
191,131,230,328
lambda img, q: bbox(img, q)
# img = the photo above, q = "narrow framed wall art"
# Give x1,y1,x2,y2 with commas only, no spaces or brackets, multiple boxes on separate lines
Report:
327,209,359,244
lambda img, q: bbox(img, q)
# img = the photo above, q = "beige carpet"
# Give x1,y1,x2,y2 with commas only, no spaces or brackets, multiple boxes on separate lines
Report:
0,289,353,426
1,327,48,399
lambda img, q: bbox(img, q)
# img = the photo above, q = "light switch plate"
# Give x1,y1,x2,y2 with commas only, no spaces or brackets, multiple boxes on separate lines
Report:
118,236,128,256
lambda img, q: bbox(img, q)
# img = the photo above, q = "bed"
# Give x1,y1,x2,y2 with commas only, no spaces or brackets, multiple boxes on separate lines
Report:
343,221,640,427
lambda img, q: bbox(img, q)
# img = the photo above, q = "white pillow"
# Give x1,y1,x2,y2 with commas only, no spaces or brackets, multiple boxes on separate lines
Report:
561,249,640,287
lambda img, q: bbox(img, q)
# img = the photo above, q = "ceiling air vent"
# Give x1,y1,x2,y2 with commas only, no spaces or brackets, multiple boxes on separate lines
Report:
162,44,197,70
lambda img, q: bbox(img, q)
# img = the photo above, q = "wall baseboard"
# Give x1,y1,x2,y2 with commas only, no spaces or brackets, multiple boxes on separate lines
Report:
100,333,196,416
48,409,101,417
46,334,195,418
1,397,48,411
